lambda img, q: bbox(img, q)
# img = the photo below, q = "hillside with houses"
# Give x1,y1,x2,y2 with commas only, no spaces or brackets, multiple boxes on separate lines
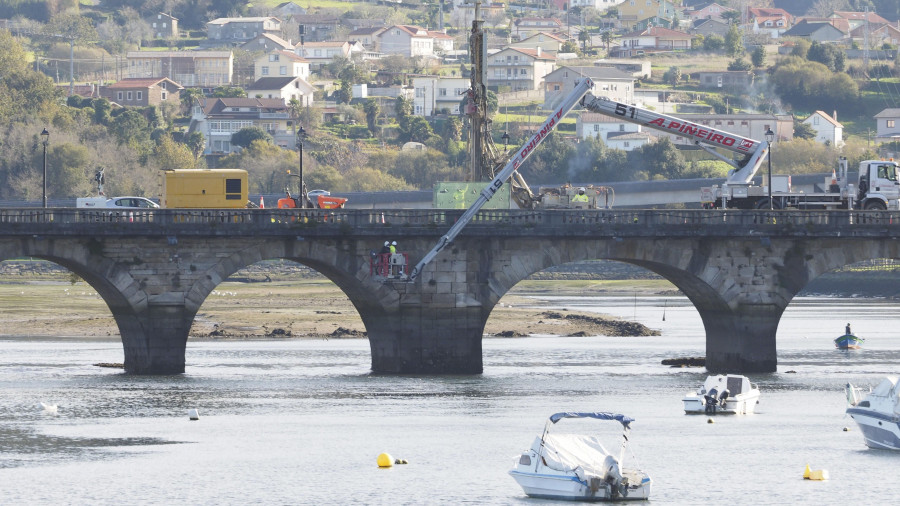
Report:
0,0,898,202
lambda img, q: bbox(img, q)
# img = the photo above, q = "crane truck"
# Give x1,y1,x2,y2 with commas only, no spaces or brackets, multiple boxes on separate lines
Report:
579,95,900,210
407,77,596,282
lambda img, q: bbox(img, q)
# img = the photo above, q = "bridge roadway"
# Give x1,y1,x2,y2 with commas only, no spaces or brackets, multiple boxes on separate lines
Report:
1,207,898,375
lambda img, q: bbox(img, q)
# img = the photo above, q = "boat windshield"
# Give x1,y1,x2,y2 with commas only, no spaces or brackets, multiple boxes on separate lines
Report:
549,412,634,428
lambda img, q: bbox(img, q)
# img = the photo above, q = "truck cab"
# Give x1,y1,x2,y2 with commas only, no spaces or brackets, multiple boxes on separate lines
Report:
857,160,900,210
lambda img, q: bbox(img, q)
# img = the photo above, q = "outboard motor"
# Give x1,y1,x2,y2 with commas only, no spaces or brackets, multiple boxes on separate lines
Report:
704,388,719,414
718,389,730,409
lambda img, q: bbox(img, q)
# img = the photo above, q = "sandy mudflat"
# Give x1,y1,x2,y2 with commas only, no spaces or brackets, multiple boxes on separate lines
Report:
0,277,669,340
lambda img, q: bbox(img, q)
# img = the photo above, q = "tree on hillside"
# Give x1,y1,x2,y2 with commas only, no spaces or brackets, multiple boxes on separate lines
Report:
791,39,811,58
627,138,687,180
770,56,857,113
725,23,743,57
211,86,246,98
519,131,576,183
794,122,817,140
728,57,752,71
363,99,380,134
579,29,592,53
400,116,435,143
751,46,766,68
808,41,845,72
601,31,614,52
46,143,92,198
155,136,202,171
110,110,150,146
703,35,725,52
231,126,272,149
663,66,682,87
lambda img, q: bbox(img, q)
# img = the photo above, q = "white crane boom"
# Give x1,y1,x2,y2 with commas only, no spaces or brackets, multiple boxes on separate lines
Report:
407,77,595,283
580,95,769,184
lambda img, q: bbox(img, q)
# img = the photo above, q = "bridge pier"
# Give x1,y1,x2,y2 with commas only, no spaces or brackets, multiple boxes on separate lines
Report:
701,305,781,373
116,300,194,375
365,305,485,374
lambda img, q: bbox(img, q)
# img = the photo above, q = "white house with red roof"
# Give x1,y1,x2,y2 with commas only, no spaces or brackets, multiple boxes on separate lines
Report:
486,47,556,91
378,25,435,57
428,30,454,54
802,111,843,147
850,23,900,47
831,11,892,31
612,26,692,57
513,17,564,40
749,7,793,38
510,32,567,54
295,40,363,68
254,50,310,81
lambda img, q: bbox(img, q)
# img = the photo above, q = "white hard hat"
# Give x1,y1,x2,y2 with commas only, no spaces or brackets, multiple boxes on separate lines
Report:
578,187,585,192
384,241,389,246
391,241,397,246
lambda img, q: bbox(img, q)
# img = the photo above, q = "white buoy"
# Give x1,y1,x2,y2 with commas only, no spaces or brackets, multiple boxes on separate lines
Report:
188,408,200,420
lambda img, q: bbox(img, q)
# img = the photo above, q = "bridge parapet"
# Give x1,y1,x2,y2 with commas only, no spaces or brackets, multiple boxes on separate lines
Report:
1,208,899,238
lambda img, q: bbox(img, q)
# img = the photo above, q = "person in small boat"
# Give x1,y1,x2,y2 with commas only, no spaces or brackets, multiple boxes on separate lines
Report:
846,323,852,335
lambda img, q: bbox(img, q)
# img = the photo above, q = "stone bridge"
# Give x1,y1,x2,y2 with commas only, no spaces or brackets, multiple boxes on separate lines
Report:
2,207,898,375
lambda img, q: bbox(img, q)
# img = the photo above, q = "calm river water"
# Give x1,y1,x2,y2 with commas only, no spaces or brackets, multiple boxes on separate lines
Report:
1,295,898,505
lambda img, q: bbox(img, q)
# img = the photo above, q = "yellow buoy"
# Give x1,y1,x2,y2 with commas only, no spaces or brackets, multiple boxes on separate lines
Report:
377,453,394,468
809,469,829,481
804,464,828,480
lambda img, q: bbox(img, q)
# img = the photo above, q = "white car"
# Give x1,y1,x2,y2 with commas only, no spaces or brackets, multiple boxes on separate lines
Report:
307,189,330,198
106,197,159,209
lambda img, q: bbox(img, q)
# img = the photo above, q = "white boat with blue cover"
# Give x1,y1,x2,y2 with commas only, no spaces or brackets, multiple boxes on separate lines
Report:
846,377,900,450
509,412,651,502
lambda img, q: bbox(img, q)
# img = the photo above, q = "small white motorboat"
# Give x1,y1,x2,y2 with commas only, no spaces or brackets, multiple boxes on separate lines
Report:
682,374,760,415
845,377,900,450
509,412,651,502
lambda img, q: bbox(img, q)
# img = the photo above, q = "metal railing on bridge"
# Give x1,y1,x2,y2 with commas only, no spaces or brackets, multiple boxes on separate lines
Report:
1,208,898,236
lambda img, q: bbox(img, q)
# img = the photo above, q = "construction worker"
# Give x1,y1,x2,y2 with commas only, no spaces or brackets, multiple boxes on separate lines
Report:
389,241,397,254
572,187,589,203
389,241,403,277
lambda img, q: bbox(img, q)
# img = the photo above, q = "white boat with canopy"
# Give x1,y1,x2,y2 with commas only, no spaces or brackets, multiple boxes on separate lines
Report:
509,412,651,502
682,374,760,415
846,377,900,450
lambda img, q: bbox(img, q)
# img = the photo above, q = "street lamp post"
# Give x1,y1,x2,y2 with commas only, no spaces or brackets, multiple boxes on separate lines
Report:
40,128,50,208
765,128,775,210
296,126,307,207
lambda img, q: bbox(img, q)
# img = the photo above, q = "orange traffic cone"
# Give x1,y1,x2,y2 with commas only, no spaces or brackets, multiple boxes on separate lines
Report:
831,169,837,185
259,195,265,208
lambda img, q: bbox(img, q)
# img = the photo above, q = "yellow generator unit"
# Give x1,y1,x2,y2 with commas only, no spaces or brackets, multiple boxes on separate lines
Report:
159,169,249,208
